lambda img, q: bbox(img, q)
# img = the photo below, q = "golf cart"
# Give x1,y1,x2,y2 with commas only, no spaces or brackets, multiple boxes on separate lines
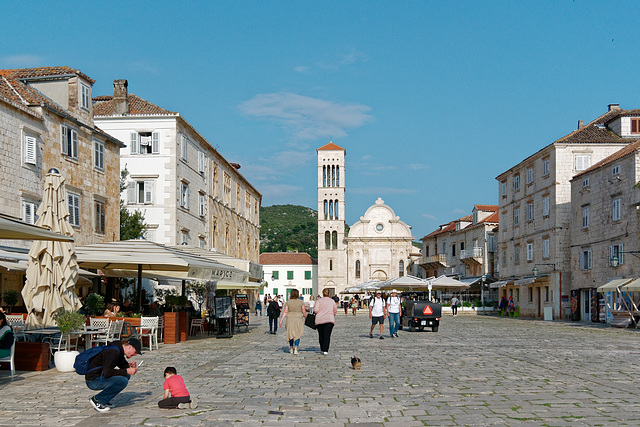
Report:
398,291,441,332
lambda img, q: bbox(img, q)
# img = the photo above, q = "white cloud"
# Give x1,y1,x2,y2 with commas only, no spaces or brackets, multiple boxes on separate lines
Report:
422,213,436,220
258,183,304,200
240,150,313,183
452,209,466,215
0,54,42,67
350,187,417,195
409,164,426,170
240,92,373,140
294,65,308,73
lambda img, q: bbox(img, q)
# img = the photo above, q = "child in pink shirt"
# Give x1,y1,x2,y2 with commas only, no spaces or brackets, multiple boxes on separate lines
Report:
158,367,197,409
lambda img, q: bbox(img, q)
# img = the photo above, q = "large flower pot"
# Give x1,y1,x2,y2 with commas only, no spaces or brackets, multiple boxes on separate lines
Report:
54,350,79,372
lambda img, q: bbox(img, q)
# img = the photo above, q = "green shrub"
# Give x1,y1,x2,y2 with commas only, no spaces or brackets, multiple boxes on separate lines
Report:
2,290,19,312
85,293,105,316
463,301,472,307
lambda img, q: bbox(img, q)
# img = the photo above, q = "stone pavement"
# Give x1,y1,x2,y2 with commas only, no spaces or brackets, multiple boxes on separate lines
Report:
2,312,640,426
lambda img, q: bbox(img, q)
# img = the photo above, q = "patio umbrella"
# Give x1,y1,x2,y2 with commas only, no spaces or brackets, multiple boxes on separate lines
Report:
22,169,81,328
0,213,73,241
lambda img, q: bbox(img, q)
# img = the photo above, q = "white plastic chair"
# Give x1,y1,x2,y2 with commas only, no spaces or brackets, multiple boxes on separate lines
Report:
0,339,15,379
157,316,164,342
190,318,204,336
137,316,159,351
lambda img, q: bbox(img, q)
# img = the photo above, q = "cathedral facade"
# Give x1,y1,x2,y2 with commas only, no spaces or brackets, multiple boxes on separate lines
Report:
316,142,415,295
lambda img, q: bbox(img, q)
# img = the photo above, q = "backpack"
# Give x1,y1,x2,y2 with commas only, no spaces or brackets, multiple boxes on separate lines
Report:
369,298,386,311
73,345,119,375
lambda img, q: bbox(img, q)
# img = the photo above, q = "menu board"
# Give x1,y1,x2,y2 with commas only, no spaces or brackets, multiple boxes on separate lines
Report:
235,294,250,309
214,296,232,319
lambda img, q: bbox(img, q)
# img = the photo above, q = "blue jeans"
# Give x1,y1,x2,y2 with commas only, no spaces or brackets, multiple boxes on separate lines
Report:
388,312,400,336
269,317,278,333
288,338,300,347
86,374,130,405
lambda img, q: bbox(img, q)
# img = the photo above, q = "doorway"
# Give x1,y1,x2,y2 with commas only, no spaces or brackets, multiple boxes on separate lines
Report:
581,289,590,321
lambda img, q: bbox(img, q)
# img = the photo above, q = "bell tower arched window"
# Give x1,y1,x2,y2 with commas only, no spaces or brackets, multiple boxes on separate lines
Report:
332,230,338,249
329,200,334,219
324,200,328,219
399,260,405,277
325,231,331,249
334,200,339,220
336,166,340,187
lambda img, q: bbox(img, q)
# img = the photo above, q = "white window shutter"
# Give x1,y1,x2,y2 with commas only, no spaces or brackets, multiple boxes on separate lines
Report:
144,180,153,204
152,132,159,153
24,135,36,164
198,151,205,172
127,181,136,204
71,130,78,158
23,202,34,224
61,126,68,155
130,132,138,154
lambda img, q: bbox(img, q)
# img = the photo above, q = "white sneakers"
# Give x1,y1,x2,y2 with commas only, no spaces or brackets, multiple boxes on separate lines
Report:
294,348,299,355
178,400,198,409
89,396,110,412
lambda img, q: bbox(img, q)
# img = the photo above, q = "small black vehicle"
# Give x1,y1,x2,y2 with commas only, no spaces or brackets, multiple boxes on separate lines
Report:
399,291,441,332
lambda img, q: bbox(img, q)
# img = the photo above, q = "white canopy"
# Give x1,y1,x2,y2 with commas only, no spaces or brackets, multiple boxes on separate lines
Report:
428,275,470,290
621,278,640,291
597,278,633,292
379,275,430,290
0,213,73,242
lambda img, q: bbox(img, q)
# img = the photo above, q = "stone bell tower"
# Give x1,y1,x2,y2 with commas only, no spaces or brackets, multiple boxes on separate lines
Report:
317,141,347,295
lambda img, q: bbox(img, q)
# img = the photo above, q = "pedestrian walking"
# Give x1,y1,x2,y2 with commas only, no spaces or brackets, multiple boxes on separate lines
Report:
308,295,315,314
255,299,262,316
314,288,337,355
158,367,197,409
279,289,306,354
350,297,358,316
450,296,459,316
267,297,281,334
343,297,349,315
369,290,387,339
387,289,401,338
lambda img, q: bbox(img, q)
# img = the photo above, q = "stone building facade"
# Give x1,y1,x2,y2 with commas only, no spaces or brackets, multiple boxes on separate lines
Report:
0,67,124,300
570,135,640,322
345,198,415,286
93,80,261,265
496,105,633,319
420,205,498,299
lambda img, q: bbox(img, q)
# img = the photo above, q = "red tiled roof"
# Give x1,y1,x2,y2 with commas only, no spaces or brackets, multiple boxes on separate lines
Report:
0,66,95,84
555,109,627,144
317,141,345,151
474,205,498,212
480,211,499,223
93,94,176,116
259,252,318,265
574,138,640,178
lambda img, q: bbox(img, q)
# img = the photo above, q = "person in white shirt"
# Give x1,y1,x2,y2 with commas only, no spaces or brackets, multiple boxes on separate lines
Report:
386,289,401,338
368,291,387,339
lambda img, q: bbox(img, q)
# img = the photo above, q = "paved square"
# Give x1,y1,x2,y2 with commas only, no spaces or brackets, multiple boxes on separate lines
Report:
2,312,640,426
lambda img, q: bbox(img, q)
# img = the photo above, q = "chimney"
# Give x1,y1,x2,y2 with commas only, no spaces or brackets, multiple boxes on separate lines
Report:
578,120,584,129
608,103,620,111
113,79,128,115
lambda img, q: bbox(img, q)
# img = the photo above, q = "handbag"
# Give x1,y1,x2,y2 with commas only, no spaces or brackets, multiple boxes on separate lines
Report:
304,313,317,329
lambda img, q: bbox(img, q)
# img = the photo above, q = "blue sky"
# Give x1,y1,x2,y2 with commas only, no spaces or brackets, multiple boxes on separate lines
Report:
4,1,640,240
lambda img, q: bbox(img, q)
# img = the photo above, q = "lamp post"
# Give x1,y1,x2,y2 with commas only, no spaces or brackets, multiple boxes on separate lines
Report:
480,274,486,312
532,263,556,276
610,251,640,268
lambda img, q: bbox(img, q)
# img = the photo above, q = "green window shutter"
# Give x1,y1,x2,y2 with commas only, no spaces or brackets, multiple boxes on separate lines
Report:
273,288,278,295
305,271,311,280
272,271,279,280
287,271,294,280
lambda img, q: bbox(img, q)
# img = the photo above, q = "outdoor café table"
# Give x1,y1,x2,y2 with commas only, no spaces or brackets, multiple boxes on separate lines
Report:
70,326,106,349
22,328,61,341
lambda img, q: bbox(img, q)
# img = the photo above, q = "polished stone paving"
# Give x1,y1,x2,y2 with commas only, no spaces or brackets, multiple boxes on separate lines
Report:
1,312,640,426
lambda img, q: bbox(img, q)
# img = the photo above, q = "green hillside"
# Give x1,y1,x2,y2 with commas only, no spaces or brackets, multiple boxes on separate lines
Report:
260,205,318,258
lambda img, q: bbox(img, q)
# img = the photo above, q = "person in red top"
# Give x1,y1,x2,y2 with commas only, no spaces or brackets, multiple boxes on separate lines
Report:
158,367,197,409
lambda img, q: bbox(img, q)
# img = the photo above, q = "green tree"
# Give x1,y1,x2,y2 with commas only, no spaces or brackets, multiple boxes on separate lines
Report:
119,165,147,240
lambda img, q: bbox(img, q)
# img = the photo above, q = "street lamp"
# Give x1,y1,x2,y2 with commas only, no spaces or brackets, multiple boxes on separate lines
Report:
610,251,640,267
532,264,556,276
480,274,486,312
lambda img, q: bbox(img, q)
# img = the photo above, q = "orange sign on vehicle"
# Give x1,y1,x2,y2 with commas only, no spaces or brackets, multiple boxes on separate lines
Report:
423,305,433,315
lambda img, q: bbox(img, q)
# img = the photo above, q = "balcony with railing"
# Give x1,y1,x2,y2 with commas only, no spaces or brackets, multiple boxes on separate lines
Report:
420,253,448,267
460,247,483,265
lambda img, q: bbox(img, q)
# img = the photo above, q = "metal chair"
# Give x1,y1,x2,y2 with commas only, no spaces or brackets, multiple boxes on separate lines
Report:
0,339,15,379
190,318,205,336
6,316,26,341
157,316,164,342
136,316,159,351
93,320,122,346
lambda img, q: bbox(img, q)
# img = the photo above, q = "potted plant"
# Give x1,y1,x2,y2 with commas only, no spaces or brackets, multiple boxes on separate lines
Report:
52,309,86,372
84,293,105,316
2,289,19,313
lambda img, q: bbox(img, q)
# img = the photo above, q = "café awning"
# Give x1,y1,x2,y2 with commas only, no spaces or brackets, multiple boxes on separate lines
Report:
621,278,640,291
514,277,536,286
597,278,633,292
490,280,511,289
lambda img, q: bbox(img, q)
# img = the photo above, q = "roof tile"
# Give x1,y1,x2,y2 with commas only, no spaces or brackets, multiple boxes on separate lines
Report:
259,252,318,265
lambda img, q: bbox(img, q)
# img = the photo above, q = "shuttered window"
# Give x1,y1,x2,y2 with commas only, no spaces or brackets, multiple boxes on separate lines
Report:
24,134,37,164
23,201,37,224
94,139,104,170
61,126,78,159
94,201,106,234
130,132,138,154
198,151,205,173
68,193,80,226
